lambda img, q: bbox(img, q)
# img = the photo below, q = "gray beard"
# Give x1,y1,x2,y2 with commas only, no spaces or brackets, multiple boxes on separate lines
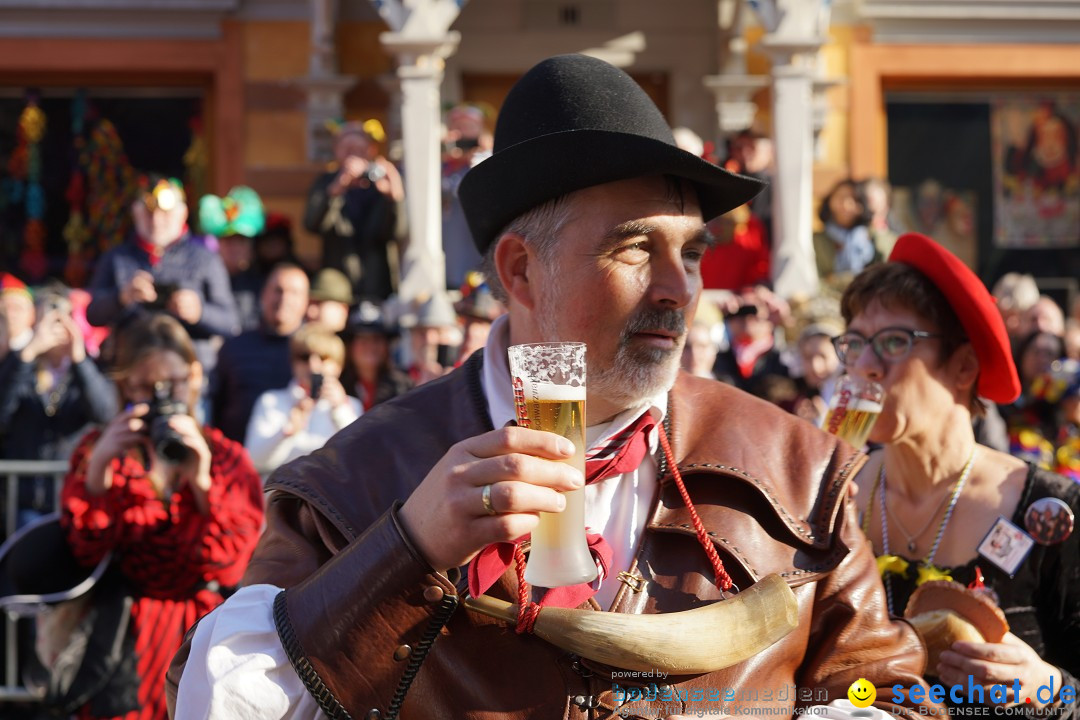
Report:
588,340,682,409
535,276,684,411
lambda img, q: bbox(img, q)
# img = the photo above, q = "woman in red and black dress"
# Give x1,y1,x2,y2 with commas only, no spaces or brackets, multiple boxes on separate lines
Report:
61,313,264,720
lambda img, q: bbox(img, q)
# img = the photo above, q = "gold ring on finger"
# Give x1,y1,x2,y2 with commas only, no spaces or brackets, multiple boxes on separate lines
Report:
481,483,497,516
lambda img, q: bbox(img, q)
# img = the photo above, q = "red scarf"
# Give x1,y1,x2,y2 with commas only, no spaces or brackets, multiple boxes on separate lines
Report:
468,411,656,610
135,225,187,267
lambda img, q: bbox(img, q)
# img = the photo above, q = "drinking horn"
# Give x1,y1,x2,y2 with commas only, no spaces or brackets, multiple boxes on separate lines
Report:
463,573,798,674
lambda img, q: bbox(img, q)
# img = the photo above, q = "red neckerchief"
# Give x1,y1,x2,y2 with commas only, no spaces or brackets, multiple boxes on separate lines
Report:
733,335,773,379
135,225,187,267
360,379,377,411
468,411,657,610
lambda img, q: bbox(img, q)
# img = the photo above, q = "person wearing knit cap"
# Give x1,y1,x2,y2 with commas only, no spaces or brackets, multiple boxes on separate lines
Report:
0,285,116,526
171,54,933,719
843,233,1080,713
1,271,36,354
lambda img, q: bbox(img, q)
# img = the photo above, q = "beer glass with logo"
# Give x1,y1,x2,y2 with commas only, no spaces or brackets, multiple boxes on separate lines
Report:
507,342,597,588
824,374,884,449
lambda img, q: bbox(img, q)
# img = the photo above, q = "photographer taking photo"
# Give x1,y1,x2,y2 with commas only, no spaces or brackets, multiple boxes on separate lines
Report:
86,174,239,376
60,312,264,720
0,284,115,526
244,322,362,477
303,120,405,301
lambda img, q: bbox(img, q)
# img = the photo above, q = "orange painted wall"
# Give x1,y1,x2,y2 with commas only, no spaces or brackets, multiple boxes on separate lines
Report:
242,19,392,267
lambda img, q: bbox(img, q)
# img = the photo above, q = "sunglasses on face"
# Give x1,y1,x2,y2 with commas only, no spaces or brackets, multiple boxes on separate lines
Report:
831,327,945,366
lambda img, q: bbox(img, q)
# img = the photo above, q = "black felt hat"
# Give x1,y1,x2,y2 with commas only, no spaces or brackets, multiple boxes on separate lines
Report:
459,54,766,253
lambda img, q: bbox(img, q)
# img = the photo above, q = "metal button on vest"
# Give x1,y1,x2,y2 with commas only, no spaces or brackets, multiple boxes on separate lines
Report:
366,710,381,720
423,585,444,602
393,644,412,661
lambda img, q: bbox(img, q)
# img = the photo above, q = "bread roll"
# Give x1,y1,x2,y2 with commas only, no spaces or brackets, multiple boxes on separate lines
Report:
903,581,1009,671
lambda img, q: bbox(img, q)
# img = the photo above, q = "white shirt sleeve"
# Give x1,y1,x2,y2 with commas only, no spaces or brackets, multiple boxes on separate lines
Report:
330,397,362,430
244,391,299,477
174,584,326,720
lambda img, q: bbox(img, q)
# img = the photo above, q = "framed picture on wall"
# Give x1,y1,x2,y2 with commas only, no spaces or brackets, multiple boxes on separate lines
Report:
992,97,1080,248
893,180,978,269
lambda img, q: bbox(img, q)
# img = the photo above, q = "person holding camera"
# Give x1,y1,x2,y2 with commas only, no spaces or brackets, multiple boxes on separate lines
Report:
303,121,405,302
441,104,492,290
244,323,362,477
0,286,116,526
86,174,240,375
60,312,263,720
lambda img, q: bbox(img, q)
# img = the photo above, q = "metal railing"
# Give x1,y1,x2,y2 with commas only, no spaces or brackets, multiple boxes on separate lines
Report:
0,459,68,703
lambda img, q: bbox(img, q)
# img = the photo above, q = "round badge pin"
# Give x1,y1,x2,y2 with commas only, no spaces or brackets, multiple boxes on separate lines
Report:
1023,497,1074,545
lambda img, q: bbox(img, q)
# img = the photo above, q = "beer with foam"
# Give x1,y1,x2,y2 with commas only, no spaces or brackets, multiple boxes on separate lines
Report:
508,343,597,588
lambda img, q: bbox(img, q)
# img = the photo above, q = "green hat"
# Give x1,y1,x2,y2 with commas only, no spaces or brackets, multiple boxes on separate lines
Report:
310,268,354,305
199,186,266,238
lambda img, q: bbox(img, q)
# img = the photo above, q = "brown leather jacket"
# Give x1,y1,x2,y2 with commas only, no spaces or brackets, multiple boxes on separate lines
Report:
168,353,932,719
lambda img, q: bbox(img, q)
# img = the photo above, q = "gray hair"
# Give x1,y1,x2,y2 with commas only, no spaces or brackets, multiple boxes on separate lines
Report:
481,193,577,303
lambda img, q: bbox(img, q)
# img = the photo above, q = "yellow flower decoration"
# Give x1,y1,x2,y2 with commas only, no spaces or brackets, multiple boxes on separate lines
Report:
362,119,386,143
876,555,909,578
915,564,953,586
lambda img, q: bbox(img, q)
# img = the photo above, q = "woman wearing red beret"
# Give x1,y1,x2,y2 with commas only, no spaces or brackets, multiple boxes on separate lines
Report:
841,233,1080,712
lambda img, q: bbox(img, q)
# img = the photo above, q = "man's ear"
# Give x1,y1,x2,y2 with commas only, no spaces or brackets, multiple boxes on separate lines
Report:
493,233,535,310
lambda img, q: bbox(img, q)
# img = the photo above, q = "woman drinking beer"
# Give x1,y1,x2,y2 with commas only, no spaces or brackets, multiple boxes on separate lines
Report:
841,233,1080,707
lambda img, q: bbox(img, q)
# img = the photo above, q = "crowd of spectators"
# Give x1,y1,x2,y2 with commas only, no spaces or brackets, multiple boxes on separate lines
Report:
0,111,1077,718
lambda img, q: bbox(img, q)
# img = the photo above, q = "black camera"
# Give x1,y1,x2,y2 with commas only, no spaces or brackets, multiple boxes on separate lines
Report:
452,137,480,152
144,382,190,463
145,281,178,311
309,372,324,400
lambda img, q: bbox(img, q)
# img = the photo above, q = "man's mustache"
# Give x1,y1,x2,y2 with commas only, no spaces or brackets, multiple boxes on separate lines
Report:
621,308,687,343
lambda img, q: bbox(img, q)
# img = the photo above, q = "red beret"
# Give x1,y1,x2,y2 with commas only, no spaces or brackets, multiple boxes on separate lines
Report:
889,233,1021,404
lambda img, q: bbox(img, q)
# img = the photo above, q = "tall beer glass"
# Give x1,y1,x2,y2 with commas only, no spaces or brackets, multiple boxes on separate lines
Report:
824,374,884,449
507,342,597,588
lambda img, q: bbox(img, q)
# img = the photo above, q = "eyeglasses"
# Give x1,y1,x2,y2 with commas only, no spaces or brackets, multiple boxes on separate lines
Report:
831,327,944,366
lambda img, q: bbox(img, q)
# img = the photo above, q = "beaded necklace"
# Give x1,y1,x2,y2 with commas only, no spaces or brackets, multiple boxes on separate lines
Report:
869,446,977,615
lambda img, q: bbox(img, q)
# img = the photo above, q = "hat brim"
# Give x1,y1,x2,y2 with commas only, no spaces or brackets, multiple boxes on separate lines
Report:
889,233,1021,404
459,129,765,253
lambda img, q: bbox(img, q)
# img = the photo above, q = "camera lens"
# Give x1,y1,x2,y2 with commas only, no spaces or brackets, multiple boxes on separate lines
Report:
145,382,191,463
151,416,190,463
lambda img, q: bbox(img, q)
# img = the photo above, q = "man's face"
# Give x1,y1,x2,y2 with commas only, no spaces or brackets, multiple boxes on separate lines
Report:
799,334,839,389
307,300,350,333
527,176,707,420
261,268,310,335
335,132,374,164
132,200,188,248
219,236,253,275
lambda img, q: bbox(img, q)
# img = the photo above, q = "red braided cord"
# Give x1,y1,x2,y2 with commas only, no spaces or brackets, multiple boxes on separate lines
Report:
513,543,540,634
658,424,733,591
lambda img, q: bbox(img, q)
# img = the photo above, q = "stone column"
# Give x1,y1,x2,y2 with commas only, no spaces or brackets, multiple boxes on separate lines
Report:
704,0,766,141
762,38,824,300
380,33,460,303
298,0,355,162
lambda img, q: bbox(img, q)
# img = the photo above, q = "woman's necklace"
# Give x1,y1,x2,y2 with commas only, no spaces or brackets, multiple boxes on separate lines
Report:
872,446,978,615
885,483,955,553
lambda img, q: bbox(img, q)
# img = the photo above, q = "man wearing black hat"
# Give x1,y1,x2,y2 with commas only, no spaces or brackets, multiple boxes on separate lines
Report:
169,55,933,719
